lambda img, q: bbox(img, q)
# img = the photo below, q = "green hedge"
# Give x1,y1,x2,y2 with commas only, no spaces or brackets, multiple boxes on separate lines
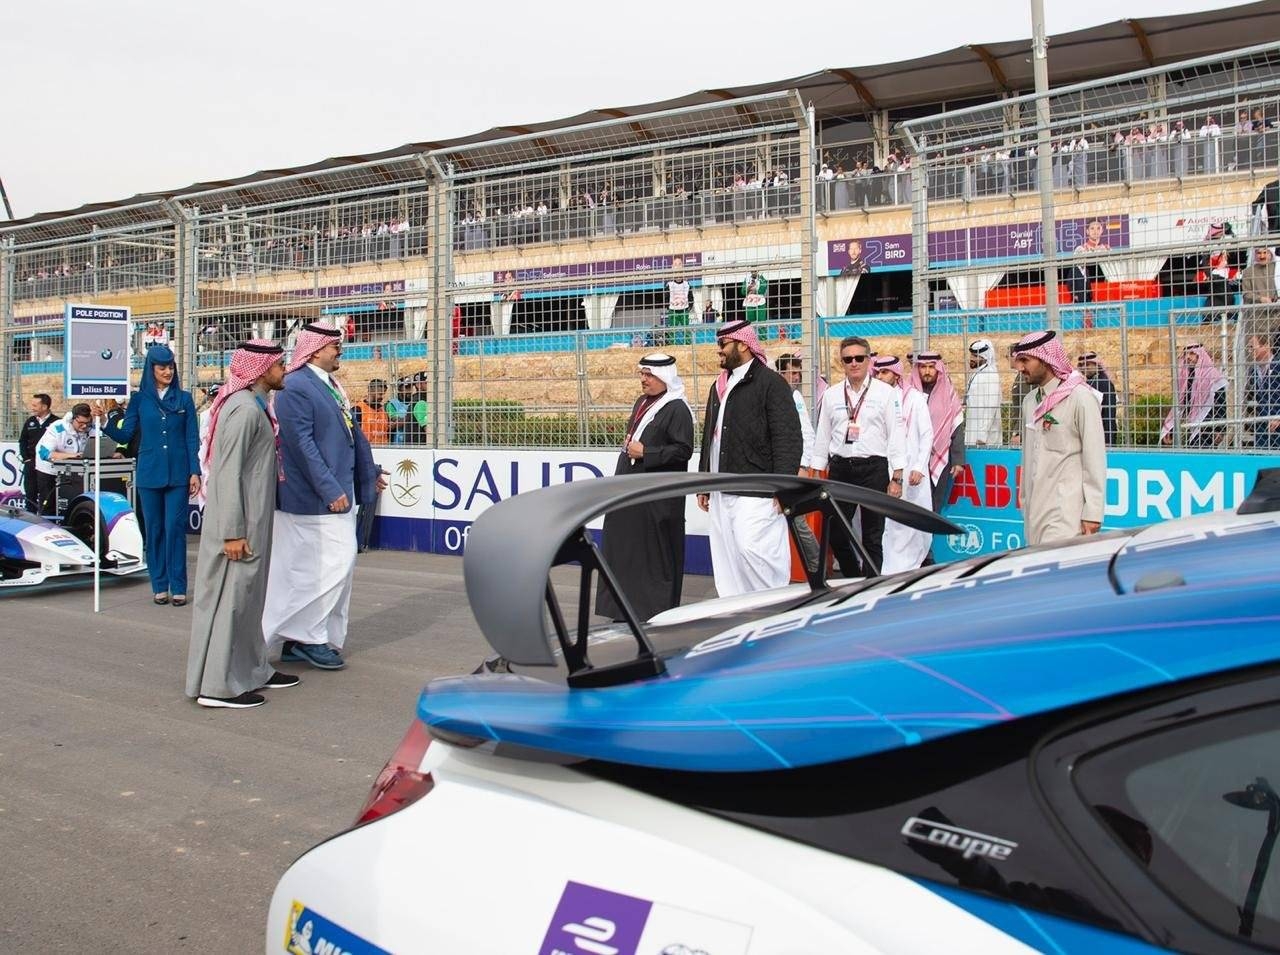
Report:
451,399,629,448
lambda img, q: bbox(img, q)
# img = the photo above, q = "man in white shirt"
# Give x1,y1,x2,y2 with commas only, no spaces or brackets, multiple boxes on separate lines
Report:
808,336,905,578
965,339,1002,447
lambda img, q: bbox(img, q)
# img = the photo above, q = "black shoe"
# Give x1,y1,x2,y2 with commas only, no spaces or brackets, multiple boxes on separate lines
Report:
196,691,266,709
259,671,301,690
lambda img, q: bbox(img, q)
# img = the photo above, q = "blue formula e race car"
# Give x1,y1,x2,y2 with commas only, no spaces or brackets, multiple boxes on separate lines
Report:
270,469,1280,954
0,489,146,589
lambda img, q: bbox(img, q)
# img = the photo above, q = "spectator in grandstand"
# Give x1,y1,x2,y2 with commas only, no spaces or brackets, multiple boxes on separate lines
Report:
1199,221,1246,320
353,379,390,447
1171,120,1193,178
911,353,965,517
742,271,768,323
1160,343,1228,448
1234,109,1256,170
1243,247,1278,326
1248,331,1280,449
875,355,934,574
1145,123,1168,180
696,320,802,596
1200,116,1223,174
1013,330,1106,546
664,269,694,346
965,339,1002,447
98,345,201,606
17,393,57,513
1067,219,1110,303
809,335,905,578
595,353,695,622
831,165,851,210
1077,352,1118,445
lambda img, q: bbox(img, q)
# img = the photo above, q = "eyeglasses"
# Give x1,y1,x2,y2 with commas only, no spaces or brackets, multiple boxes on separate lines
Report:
73,417,91,426
716,339,738,349
841,354,869,364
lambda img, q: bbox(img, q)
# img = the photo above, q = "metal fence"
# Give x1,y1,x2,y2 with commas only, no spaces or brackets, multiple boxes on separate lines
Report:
4,45,1280,454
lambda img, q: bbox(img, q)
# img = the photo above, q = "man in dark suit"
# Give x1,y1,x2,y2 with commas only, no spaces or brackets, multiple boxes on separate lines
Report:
261,323,381,671
18,393,56,511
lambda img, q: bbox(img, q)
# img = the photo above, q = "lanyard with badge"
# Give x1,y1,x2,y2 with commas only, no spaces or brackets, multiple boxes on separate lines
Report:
843,380,870,444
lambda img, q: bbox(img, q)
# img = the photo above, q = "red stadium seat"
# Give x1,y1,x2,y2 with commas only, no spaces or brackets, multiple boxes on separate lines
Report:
983,284,1074,308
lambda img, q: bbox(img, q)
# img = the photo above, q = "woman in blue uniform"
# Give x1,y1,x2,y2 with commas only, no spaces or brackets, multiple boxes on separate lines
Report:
98,345,201,606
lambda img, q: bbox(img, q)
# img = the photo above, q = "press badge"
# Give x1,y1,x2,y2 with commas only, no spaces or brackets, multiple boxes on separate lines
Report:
846,421,861,442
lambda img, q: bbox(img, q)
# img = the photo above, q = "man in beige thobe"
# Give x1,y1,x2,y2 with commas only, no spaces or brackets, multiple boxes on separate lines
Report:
1012,330,1107,547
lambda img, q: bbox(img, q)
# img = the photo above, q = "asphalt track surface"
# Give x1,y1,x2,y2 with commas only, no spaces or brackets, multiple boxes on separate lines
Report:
0,544,716,952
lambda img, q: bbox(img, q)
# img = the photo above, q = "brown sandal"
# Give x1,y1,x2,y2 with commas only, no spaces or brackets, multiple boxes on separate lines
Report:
171,595,187,607
153,593,170,605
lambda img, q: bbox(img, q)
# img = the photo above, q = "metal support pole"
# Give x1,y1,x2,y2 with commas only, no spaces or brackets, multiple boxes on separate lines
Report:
802,102,819,415
0,238,14,438
425,155,450,449
910,161,929,351
1032,0,1060,331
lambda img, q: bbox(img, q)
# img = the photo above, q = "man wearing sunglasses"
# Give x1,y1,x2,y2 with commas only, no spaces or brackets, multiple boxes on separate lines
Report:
696,320,802,597
809,336,906,578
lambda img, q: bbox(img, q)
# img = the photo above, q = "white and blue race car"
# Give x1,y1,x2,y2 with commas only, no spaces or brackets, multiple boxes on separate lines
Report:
0,490,146,588
268,469,1280,954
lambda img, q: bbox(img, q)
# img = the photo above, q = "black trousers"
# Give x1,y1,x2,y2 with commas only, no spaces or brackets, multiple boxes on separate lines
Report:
827,454,889,577
22,460,39,511
34,471,58,515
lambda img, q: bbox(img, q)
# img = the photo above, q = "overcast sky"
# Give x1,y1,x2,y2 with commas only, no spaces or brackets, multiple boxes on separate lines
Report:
1,0,1237,220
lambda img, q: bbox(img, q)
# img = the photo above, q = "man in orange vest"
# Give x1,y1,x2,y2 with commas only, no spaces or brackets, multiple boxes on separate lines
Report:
352,378,390,552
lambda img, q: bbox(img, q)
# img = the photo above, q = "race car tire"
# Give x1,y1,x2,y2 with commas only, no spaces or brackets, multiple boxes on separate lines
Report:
65,500,116,569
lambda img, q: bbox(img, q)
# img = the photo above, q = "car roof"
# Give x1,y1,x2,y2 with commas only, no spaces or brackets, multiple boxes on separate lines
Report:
420,508,1280,772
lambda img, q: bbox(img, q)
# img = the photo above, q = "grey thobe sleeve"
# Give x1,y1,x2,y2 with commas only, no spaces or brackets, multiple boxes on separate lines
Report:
1076,391,1107,524
206,404,252,540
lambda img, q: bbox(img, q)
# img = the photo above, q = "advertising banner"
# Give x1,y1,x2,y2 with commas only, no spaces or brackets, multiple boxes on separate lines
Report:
936,448,1274,561
64,304,131,398
827,215,1130,274
121,437,1271,575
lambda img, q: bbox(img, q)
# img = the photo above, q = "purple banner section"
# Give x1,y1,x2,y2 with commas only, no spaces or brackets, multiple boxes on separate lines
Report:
828,235,913,274
286,279,406,301
496,252,702,286
829,215,1129,271
540,882,653,955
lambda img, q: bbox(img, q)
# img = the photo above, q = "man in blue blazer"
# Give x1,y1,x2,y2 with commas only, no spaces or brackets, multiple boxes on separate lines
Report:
262,323,381,670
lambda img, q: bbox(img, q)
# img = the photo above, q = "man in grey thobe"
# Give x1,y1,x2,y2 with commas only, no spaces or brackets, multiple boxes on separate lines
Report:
1012,330,1107,547
186,341,299,709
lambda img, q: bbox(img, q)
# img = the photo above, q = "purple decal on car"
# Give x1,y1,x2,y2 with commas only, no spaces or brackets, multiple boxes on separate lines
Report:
540,881,653,955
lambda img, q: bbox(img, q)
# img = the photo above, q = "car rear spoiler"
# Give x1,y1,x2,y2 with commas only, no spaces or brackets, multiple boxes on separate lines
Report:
463,473,961,688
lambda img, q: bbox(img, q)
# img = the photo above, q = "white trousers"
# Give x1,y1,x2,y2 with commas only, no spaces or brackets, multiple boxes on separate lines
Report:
708,492,791,598
262,509,357,651
882,476,934,574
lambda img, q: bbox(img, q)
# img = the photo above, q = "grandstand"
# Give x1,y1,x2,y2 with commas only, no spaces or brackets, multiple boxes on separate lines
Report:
3,1,1280,452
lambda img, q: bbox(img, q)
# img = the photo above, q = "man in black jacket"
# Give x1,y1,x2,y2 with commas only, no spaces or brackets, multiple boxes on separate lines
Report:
696,320,802,596
17,393,56,512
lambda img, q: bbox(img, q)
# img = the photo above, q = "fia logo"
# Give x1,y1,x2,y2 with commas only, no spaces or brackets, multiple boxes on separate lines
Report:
561,916,619,955
948,522,984,556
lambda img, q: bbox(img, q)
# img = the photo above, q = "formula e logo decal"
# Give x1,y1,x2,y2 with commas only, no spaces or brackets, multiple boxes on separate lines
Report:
901,816,1017,861
561,916,620,955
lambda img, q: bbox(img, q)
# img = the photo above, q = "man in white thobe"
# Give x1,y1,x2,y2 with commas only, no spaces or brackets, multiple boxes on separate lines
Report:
965,338,1002,447
874,356,935,573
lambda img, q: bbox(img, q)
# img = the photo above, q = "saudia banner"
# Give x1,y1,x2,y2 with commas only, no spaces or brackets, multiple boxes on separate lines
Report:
936,449,1275,561
4,441,1267,570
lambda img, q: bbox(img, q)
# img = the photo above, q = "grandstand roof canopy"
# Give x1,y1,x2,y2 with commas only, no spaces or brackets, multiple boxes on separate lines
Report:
4,0,1278,244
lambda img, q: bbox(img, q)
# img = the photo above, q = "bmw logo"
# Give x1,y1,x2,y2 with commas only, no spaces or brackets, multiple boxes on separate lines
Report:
100,348,114,360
